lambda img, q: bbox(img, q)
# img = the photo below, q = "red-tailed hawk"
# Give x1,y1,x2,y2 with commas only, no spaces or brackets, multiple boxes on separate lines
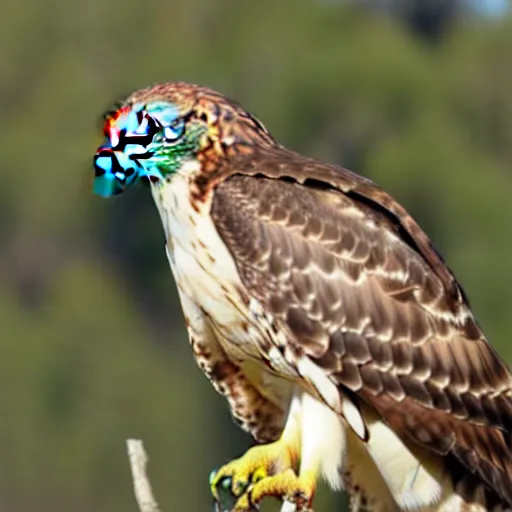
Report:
93,83,512,512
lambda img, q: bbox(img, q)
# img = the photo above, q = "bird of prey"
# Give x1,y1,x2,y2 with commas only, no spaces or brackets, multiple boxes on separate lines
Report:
92,82,512,512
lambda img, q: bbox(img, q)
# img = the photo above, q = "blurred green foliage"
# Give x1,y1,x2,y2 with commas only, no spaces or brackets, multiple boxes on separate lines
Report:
0,1,511,511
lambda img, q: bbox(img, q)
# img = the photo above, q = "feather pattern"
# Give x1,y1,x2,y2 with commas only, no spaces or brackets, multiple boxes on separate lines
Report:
208,150,512,509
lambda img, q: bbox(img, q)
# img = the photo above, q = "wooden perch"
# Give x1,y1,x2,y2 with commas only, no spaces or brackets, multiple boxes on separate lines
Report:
126,439,162,512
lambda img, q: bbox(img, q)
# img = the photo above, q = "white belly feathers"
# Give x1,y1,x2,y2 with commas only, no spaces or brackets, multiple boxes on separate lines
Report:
150,161,267,362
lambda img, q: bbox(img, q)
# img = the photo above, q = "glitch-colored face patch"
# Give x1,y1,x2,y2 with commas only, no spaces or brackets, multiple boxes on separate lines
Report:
93,102,188,197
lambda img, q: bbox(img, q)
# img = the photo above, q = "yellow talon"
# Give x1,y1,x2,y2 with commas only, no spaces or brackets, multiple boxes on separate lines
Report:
234,468,316,512
250,466,268,484
210,439,296,503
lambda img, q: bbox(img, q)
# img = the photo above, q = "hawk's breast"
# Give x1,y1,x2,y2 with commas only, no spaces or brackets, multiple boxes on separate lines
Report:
150,161,278,367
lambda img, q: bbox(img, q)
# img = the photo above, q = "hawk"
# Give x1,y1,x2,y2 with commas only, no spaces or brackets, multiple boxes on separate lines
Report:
93,83,512,512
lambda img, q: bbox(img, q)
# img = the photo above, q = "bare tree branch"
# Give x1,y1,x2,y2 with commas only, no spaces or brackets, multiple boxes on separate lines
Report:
126,439,311,512
126,439,162,512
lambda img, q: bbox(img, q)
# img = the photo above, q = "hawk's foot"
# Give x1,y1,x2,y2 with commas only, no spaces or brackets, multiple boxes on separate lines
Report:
234,468,315,511
210,439,301,511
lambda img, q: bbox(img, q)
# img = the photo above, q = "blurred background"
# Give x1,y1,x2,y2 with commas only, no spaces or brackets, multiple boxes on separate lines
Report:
1,0,511,511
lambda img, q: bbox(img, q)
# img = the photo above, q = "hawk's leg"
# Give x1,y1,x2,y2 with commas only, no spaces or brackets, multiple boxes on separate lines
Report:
211,390,339,511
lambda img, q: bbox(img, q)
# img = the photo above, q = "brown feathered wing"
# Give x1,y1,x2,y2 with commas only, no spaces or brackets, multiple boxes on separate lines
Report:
208,147,512,508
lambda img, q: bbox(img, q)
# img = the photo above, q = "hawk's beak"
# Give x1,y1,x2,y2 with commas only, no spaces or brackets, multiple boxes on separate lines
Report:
93,146,128,198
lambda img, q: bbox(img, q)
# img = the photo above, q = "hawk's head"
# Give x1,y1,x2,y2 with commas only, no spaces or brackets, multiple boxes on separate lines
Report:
93,82,274,197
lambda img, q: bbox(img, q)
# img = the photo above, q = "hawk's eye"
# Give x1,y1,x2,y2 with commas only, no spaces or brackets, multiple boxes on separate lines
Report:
163,118,185,142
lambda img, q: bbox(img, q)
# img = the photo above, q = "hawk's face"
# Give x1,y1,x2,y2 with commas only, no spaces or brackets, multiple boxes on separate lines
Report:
93,100,208,197
93,83,276,198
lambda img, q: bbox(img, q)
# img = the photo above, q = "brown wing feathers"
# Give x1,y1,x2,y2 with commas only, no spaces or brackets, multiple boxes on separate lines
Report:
209,157,512,507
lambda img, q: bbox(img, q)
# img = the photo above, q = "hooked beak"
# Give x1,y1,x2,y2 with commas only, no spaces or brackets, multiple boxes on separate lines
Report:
93,145,135,197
